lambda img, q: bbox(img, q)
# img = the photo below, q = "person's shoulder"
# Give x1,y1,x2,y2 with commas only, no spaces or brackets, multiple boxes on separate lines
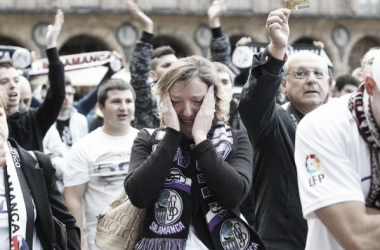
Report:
71,128,101,147
299,95,351,132
71,110,87,123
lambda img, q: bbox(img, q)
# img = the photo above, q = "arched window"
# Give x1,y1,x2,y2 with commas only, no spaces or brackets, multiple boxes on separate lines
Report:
0,36,23,47
60,35,109,55
349,37,380,71
153,35,192,58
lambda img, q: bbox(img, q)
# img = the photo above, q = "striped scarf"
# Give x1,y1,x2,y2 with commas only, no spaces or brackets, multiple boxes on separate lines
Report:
349,84,380,207
3,141,35,249
136,123,266,250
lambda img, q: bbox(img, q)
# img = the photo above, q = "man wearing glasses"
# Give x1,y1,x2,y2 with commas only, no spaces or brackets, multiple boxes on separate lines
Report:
238,8,330,250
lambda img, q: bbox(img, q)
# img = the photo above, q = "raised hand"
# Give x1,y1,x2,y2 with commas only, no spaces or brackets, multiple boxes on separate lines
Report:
46,9,64,49
266,8,290,59
235,36,252,47
126,0,153,33
160,92,180,131
192,86,215,144
208,0,227,28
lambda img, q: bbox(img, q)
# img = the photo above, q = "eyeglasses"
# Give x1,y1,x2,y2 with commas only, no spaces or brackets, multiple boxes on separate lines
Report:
287,69,326,79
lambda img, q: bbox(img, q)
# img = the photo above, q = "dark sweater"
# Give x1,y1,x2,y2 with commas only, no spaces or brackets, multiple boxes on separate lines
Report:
7,48,65,151
238,49,307,250
125,127,253,249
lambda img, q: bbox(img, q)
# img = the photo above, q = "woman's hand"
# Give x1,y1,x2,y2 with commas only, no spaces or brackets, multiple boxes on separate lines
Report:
161,92,180,131
192,86,215,144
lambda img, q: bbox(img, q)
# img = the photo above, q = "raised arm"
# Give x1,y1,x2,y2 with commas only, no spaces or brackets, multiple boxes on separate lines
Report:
127,0,153,34
46,9,64,49
266,8,290,60
208,0,226,29
208,0,239,74
36,9,65,135
127,0,159,129
238,9,289,141
73,51,122,115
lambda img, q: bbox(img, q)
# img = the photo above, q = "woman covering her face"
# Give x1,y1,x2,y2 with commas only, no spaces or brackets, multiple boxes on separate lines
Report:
124,56,266,250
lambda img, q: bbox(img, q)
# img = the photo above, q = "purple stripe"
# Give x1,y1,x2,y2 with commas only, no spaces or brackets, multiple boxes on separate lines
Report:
362,176,371,182
208,215,224,231
208,213,234,232
164,183,191,194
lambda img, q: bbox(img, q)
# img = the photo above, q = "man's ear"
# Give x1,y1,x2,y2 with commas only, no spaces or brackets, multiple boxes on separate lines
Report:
149,70,158,82
281,78,287,93
365,76,376,96
97,102,104,113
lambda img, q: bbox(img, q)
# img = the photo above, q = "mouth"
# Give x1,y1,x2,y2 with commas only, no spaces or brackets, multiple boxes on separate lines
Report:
180,119,194,126
305,90,318,94
118,114,128,119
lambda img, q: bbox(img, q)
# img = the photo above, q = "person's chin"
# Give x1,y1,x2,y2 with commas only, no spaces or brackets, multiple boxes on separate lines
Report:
180,126,192,138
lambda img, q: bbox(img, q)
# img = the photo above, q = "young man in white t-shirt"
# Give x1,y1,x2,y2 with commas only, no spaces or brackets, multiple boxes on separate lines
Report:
295,51,380,249
64,78,139,250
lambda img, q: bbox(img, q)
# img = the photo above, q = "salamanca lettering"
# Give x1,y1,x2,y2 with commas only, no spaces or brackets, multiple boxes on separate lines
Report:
149,221,185,235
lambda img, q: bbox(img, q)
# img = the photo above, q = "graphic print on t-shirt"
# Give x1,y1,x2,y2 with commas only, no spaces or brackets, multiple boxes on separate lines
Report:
90,151,131,183
56,118,72,147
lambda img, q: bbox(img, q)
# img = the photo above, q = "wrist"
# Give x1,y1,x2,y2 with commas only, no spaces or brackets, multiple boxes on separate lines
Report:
208,18,220,28
46,42,57,49
193,135,207,145
268,43,287,61
142,22,154,34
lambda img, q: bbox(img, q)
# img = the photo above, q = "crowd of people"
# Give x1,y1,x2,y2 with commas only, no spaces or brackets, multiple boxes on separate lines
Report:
0,0,379,249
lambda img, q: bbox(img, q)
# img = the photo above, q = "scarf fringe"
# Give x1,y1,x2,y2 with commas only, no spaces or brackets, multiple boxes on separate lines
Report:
135,238,186,250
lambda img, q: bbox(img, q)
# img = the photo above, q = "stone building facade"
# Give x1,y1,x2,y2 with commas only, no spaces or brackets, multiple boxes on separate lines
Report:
0,0,379,84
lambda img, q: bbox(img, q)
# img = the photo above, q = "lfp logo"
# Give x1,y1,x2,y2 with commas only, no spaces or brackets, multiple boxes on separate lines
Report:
305,154,324,187
305,154,321,174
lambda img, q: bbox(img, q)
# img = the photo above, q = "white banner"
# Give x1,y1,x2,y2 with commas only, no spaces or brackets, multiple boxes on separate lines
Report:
232,42,333,69
28,51,123,76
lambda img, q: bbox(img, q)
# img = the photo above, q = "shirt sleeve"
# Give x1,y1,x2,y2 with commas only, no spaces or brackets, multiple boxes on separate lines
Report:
63,139,90,187
124,128,183,208
193,129,253,209
238,49,286,144
36,48,65,136
295,110,365,220
129,32,159,129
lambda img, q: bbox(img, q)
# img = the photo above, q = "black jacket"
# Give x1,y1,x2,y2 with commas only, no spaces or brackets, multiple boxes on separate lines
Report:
7,48,65,151
9,138,80,249
238,50,307,250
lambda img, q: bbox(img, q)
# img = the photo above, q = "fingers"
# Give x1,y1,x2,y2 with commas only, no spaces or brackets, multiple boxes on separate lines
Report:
313,40,325,50
126,0,138,13
266,8,290,29
192,86,215,143
236,36,252,47
54,9,64,28
198,85,216,120
126,0,153,33
161,92,180,131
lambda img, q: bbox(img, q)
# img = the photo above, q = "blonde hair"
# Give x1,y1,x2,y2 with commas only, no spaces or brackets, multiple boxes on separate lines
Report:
153,56,230,126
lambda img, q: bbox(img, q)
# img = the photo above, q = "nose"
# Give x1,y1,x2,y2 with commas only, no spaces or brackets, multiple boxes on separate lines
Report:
119,101,128,110
181,102,193,118
9,79,17,88
306,72,318,85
